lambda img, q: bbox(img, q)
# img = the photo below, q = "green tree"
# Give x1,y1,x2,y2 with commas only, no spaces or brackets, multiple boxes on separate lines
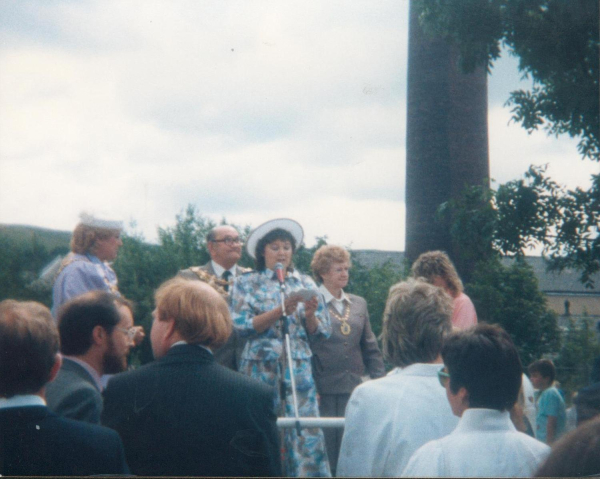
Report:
440,166,599,287
555,316,600,400
467,257,560,366
417,0,599,160
346,259,406,340
157,204,215,272
419,0,599,286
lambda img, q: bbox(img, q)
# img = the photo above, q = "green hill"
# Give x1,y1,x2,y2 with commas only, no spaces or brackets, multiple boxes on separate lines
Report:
0,224,71,253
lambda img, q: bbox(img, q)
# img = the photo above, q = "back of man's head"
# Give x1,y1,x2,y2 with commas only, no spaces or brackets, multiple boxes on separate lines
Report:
382,278,453,367
154,277,232,350
0,300,59,397
58,291,121,356
443,323,522,411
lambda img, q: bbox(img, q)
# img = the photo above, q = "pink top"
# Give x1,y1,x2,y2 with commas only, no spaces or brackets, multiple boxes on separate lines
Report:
452,293,477,330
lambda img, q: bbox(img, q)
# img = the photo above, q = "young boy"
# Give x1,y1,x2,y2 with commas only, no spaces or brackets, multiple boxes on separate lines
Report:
528,359,567,444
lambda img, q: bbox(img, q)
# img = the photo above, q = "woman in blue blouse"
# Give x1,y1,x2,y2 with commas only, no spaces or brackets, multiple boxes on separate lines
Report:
230,218,332,477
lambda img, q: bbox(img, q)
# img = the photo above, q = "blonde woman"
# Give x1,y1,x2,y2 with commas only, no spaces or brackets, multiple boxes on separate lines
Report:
309,245,385,475
411,250,477,329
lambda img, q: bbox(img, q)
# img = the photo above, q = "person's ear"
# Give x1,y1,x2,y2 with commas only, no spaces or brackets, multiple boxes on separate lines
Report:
458,387,470,408
163,318,177,340
92,324,108,346
48,354,63,383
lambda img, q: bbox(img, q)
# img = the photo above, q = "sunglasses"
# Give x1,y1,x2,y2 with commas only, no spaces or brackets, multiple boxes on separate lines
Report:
437,367,450,388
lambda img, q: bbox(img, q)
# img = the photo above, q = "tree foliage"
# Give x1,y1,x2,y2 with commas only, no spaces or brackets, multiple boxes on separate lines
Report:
416,0,599,160
555,316,600,399
468,257,560,366
440,165,599,287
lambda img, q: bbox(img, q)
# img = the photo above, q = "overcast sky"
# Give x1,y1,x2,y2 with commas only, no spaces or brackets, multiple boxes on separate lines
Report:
0,1,595,251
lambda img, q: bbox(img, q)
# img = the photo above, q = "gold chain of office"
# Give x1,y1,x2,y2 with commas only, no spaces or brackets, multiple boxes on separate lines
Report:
329,304,351,335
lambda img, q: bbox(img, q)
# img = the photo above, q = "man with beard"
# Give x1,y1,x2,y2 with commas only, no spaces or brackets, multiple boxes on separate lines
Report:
46,291,136,424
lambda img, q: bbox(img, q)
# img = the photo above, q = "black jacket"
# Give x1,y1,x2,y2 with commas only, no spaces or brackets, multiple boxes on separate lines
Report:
0,405,129,476
102,343,282,477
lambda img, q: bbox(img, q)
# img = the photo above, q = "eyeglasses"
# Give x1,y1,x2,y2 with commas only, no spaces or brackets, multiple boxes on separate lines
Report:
211,237,243,246
437,367,450,388
116,327,137,341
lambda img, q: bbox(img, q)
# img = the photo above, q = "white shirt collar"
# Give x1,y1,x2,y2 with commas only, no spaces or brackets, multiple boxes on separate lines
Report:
387,362,444,378
170,340,213,355
211,260,237,278
319,284,351,304
0,394,46,409
63,355,103,392
455,408,515,433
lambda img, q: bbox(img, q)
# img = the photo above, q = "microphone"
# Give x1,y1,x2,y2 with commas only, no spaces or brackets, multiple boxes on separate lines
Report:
274,262,285,285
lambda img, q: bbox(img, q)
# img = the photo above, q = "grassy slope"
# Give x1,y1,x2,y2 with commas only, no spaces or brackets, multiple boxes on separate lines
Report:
0,224,71,252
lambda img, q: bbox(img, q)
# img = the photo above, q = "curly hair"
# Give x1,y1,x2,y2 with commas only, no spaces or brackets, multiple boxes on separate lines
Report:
70,223,120,255
310,245,351,283
411,250,463,296
382,278,453,367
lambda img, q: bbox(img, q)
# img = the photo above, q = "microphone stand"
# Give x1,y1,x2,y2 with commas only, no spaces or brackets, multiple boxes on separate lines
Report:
277,272,302,437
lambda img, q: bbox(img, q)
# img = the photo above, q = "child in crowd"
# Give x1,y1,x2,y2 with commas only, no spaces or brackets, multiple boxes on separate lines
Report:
528,359,567,444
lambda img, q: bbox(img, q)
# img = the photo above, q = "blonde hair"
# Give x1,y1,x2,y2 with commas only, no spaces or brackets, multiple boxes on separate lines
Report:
154,277,232,349
310,245,351,283
382,278,453,367
70,223,120,255
410,250,463,296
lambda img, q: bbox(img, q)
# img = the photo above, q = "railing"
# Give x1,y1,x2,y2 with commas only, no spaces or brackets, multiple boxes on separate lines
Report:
276,417,345,429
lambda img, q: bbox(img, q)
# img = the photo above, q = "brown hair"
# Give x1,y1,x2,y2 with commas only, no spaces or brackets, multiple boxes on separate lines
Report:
382,279,453,367
411,250,463,296
528,358,556,383
535,415,600,477
70,223,120,255
443,324,523,411
0,300,59,397
155,277,232,349
58,291,122,356
310,245,351,283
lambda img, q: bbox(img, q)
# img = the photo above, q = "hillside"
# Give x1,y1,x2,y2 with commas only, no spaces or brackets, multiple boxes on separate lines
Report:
0,224,71,253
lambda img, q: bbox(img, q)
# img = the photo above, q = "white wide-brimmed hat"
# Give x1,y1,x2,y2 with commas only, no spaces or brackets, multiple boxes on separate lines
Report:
79,212,123,231
246,218,304,259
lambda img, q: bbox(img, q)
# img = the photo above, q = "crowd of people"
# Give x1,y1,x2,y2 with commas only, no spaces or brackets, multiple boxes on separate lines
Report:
1,212,599,477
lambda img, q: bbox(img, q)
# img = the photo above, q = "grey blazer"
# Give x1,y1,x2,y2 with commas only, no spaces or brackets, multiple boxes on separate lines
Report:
179,261,248,371
45,357,103,424
310,294,385,395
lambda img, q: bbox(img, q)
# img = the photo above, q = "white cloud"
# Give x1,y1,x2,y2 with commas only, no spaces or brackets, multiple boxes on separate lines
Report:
0,1,594,253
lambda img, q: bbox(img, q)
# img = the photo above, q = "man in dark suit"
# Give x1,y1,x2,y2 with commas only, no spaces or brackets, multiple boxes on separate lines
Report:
179,225,250,370
102,277,281,477
46,291,137,423
0,299,129,476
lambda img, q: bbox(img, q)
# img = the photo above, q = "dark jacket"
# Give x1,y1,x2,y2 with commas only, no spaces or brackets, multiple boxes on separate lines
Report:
45,357,102,424
101,343,281,477
310,293,385,395
0,405,129,476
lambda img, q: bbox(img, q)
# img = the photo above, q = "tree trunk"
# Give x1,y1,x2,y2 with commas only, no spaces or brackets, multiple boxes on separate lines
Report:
405,0,490,279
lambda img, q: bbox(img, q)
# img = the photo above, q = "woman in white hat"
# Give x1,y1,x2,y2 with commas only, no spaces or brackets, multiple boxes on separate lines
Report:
52,212,124,317
230,218,332,477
